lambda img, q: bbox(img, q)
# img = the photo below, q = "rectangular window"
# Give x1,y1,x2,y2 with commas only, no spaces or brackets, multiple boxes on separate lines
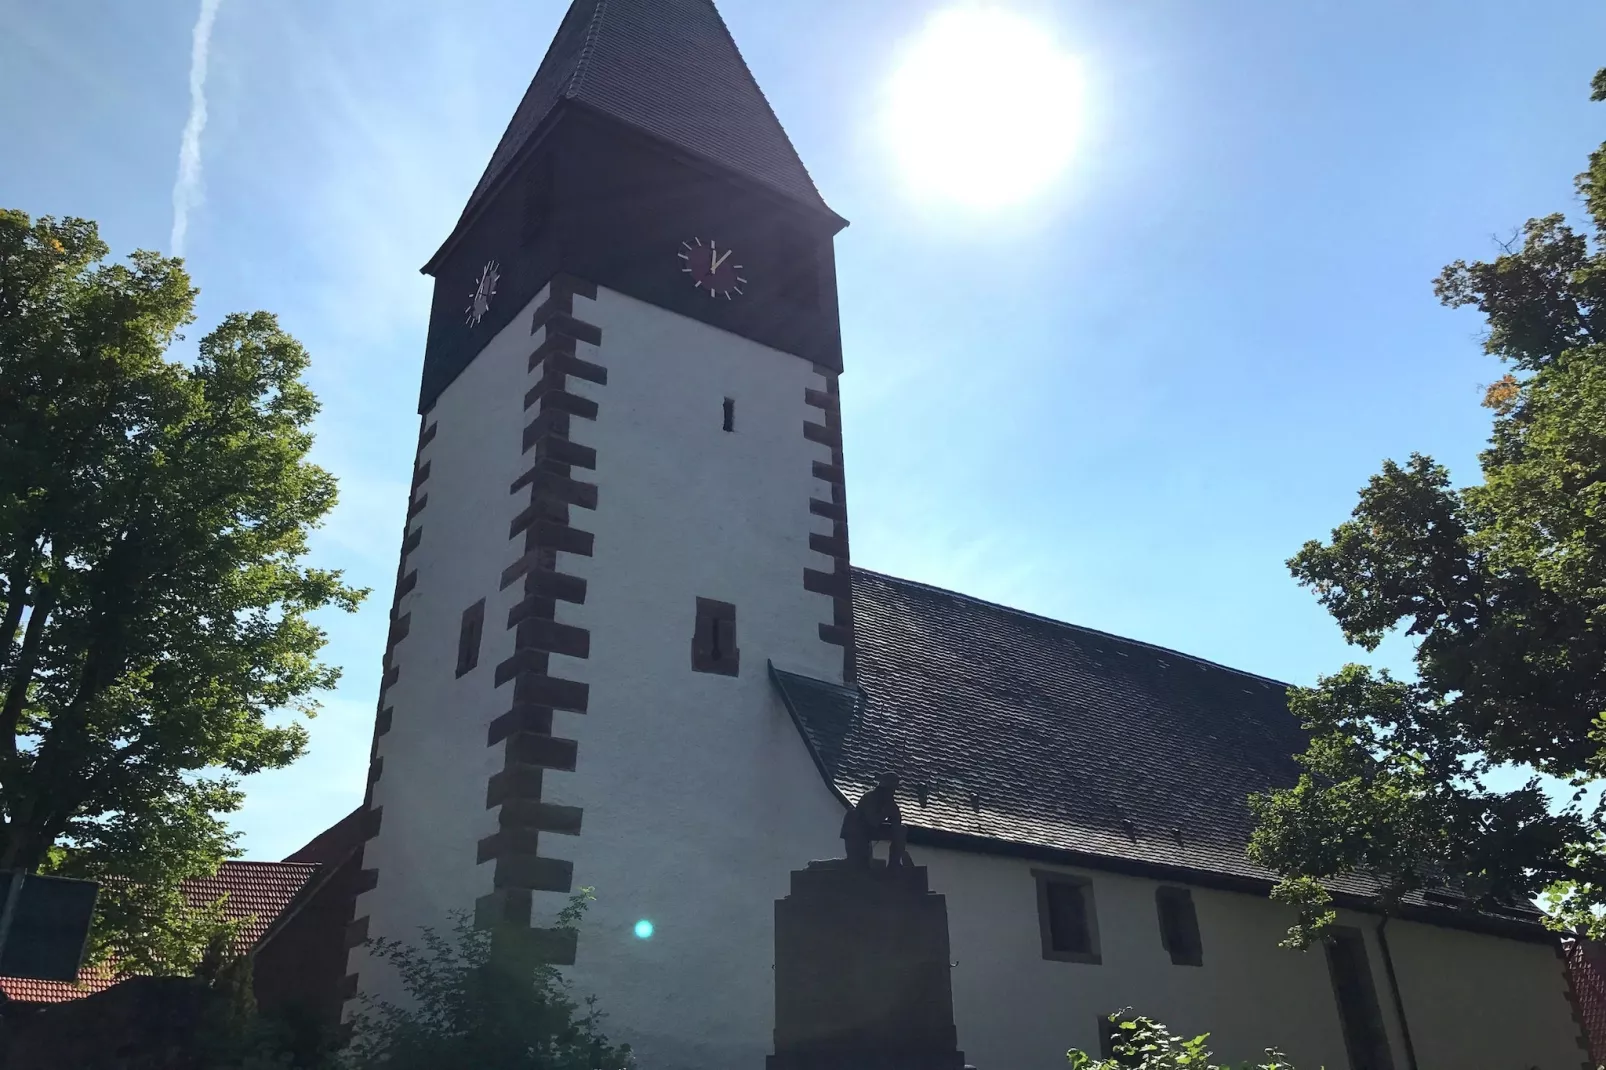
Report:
1155,887,1203,966
691,598,739,677
1033,870,1100,964
1326,926,1395,1070
456,599,485,677
722,397,735,432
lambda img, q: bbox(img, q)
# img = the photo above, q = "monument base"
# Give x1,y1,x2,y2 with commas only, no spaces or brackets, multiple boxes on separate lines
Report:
768,860,967,1070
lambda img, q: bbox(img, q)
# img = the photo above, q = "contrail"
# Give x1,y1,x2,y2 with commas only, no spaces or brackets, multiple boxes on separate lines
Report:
170,0,223,258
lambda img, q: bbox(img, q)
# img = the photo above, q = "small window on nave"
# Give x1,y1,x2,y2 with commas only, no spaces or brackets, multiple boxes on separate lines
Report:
1033,870,1100,964
1156,886,1203,966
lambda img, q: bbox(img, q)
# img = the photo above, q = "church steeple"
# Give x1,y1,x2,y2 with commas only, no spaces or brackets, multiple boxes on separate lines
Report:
430,0,841,272
350,3,860,1059
416,0,846,413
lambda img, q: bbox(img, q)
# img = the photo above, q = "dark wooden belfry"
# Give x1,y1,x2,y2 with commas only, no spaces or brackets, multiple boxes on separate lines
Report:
415,0,850,415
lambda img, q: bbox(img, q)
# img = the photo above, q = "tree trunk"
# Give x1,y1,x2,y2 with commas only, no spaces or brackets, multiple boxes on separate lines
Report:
0,576,54,746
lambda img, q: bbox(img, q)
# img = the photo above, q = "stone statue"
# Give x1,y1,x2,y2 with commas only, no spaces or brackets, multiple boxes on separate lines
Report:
841,772,912,867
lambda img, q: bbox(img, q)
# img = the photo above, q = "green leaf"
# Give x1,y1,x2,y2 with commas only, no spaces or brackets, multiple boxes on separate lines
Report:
1249,71,1606,942
0,210,366,970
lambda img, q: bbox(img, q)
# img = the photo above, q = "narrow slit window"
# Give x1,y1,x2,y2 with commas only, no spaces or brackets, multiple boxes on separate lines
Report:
1034,870,1100,964
1155,887,1203,966
722,397,735,432
1326,926,1396,1070
692,597,739,676
456,599,486,678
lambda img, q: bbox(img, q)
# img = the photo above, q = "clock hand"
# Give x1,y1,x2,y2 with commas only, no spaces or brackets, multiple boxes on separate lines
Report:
711,248,733,272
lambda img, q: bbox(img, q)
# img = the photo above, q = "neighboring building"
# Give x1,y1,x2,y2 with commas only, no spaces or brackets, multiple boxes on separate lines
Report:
0,811,363,1039
337,1,1593,1068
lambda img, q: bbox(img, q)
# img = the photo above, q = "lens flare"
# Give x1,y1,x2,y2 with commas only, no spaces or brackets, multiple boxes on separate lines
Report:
634,919,655,939
884,5,1084,209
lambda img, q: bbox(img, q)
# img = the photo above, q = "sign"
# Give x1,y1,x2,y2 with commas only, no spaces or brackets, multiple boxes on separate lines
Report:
0,872,99,982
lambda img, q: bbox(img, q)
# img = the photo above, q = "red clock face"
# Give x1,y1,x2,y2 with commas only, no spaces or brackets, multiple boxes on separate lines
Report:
680,237,746,299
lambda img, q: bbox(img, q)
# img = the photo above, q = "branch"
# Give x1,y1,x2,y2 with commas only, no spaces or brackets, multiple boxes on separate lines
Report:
0,574,55,755
0,541,40,676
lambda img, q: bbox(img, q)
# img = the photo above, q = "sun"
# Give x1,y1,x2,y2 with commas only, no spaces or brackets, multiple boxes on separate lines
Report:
884,6,1084,209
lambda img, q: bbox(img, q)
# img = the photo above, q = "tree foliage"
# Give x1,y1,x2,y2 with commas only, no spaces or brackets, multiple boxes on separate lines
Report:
1067,1013,1304,1070
342,892,635,1070
0,209,364,971
1247,70,1606,942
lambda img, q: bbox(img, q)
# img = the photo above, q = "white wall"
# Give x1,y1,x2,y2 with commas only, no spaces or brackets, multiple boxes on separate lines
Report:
348,281,558,1008
913,843,1581,1070
1389,916,1582,1070
537,286,849,1070
351,281,1582,1070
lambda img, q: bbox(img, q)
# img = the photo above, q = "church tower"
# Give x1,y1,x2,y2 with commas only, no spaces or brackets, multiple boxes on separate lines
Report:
347,1,856,1066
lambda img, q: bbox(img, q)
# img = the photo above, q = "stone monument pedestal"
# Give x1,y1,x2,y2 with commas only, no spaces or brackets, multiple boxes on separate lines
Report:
768,860,967,1070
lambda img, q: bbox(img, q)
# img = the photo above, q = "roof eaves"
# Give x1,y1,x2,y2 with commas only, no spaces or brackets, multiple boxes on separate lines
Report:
421,102,571,275
768,660,858,809
908,826,1554,945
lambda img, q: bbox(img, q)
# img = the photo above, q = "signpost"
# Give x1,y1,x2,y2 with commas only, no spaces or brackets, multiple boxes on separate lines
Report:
0,871,99,982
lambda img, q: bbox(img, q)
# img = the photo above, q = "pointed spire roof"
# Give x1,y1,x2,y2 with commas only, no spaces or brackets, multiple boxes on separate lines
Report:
453,0,833,237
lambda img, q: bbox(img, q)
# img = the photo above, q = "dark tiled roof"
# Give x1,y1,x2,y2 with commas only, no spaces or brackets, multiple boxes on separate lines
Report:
0,861,320,1005
284,806,365,866
776,569,1545,935
450,0,829,242
776,568,1304,883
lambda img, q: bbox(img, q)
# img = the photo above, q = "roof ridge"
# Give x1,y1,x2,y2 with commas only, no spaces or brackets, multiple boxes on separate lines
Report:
702,0,824,200
849,565,1293,691
565,0,609,100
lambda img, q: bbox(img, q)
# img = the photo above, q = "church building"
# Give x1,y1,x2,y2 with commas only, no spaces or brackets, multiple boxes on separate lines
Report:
340,2,1590,1067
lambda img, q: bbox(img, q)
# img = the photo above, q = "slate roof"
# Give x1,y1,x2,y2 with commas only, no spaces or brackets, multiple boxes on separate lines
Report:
774,569,1545,932
775,568,1305,884
0,861,321,1005
444,0,830,254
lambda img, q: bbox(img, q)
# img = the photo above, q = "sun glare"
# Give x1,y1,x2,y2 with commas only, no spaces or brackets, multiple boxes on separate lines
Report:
884,6,1084,209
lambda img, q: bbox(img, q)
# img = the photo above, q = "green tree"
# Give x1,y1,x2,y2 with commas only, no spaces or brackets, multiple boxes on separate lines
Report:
342,891,634,1070
0,210,364,972
1247,69,1606,944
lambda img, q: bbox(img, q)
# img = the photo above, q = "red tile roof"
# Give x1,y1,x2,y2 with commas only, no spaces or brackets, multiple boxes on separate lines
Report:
0,860,321,1005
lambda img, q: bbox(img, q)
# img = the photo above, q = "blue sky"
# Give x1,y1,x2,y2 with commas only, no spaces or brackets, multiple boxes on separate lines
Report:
2,0,1603,861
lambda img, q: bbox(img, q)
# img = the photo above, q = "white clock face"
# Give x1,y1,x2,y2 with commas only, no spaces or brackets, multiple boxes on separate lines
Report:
465,260,500,327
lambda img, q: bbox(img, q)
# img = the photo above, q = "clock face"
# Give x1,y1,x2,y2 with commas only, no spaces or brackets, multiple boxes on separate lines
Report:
679,238,746,299
465,260,500,327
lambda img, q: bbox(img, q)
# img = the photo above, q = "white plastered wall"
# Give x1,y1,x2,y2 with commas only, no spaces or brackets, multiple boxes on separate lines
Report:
1387,915,1582,1070
346,281,1582,1070
530,286,849,1070
347,283,564,1009
915,844,1580,1070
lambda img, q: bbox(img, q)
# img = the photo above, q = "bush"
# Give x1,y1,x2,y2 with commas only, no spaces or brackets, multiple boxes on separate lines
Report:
340,890,633,1070
1068,1013,1305,1070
